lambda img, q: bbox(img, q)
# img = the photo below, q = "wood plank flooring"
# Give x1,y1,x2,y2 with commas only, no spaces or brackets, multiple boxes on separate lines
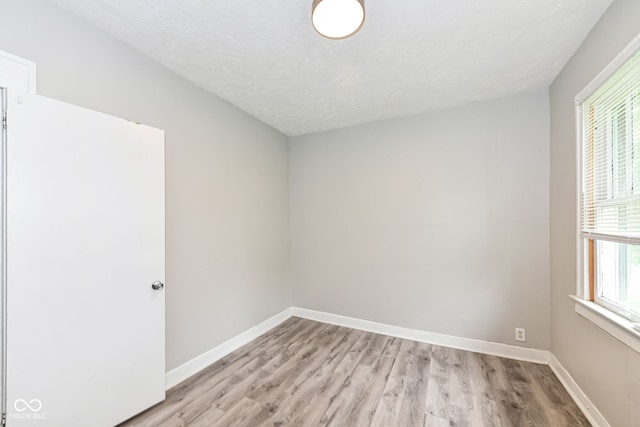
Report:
120,318,590,427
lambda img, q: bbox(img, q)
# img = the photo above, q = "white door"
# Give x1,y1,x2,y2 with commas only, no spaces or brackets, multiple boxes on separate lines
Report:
2,89,165,426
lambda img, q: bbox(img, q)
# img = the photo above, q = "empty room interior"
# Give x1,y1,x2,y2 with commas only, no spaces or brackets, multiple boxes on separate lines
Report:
1,0,640,426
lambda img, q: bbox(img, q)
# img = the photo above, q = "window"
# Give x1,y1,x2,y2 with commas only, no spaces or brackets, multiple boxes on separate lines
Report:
578,42,640,323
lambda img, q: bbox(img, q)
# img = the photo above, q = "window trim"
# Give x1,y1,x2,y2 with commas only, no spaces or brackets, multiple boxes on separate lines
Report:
571,296,640,354
595,292,640,323
574,32,640,350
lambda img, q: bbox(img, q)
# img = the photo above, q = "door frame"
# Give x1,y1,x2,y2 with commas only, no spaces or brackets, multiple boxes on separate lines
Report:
1,86,7,425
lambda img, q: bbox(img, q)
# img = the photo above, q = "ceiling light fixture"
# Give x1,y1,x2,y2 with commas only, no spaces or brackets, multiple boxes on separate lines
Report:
312,0,365,40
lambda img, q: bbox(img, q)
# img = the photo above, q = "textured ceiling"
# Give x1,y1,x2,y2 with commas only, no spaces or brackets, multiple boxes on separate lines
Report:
51,0,612,136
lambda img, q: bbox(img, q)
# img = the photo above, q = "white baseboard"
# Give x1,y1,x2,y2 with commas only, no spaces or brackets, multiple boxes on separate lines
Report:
291,307,550,364
548,354,610,427
164,306,549,391
165,307,293,389
164,306,606,427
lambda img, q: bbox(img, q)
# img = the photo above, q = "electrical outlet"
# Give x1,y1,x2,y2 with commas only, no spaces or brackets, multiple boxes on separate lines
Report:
515,328,526,342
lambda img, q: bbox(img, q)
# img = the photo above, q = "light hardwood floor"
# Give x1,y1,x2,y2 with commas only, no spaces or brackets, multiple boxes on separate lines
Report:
121,317,590,427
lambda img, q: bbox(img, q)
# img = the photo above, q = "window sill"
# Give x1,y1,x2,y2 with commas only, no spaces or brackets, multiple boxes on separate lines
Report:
570,295,640,354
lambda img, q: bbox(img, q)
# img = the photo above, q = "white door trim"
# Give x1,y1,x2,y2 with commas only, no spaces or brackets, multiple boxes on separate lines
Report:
0,51,36,94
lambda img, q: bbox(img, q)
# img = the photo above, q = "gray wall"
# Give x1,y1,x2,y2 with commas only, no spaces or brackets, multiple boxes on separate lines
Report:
550,1,640,425
0,0,291,371
290,91,551,350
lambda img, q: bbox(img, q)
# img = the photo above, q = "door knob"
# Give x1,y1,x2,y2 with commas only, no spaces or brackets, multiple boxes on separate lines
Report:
151,281,164,291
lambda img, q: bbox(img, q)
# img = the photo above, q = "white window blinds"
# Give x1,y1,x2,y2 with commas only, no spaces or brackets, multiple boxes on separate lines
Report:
581,48,640,244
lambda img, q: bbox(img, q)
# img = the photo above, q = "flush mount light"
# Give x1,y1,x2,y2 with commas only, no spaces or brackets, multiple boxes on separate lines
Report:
312,0,365,40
